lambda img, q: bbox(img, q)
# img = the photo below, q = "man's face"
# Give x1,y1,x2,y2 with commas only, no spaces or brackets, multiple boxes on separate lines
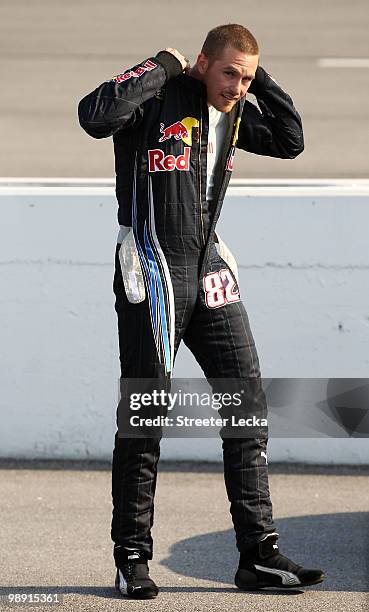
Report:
196,45,259,112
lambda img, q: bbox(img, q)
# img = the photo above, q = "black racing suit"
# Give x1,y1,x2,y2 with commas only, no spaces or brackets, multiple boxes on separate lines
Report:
78,51,304,559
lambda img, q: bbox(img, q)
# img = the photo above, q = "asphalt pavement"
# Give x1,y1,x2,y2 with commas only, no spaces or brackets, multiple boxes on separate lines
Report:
0,0,369,178
0,462,368,611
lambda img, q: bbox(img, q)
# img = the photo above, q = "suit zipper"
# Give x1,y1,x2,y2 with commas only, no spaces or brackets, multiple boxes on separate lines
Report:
198,114,239,281
198,105,205,246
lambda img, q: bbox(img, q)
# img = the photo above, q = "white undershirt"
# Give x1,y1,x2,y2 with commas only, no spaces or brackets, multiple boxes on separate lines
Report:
206,105,228,200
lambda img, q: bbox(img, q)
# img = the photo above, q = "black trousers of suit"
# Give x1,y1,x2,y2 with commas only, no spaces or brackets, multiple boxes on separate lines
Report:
111,242,276,559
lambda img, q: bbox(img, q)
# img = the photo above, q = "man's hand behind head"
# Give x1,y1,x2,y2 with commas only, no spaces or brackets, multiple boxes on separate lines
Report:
164,48,191,73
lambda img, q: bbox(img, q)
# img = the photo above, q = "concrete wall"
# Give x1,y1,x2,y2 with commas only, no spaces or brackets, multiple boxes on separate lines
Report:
1,179,368,463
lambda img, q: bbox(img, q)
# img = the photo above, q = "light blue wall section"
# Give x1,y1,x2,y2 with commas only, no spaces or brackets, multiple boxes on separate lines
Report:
1,179,368,462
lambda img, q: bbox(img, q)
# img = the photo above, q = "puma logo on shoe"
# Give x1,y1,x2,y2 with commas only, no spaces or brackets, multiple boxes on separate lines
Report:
254,565,301,586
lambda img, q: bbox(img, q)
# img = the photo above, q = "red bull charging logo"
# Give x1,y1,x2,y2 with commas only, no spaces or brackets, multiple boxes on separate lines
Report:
158,116,199,147
159,121,188,143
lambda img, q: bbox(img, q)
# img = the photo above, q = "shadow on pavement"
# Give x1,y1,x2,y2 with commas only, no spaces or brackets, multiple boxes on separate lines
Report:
0,514,367,600
159,586,303,595
161,512,369,592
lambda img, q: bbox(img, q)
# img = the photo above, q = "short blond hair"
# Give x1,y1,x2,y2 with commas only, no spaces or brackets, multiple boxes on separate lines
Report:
201,24,259,62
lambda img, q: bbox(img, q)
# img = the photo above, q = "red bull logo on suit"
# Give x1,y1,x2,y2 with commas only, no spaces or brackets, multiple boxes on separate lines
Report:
159,121,188,142
158,116,199,146
111,60,157,84
148,147,190,172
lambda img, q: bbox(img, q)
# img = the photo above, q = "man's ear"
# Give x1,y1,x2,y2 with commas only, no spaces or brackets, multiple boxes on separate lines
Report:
196,52,209,75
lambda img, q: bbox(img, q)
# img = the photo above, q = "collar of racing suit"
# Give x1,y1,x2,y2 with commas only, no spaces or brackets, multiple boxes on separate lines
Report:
174,73,208,96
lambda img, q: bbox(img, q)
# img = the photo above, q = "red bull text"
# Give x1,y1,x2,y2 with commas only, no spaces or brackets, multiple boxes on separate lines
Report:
148,147,191,172
112,60,157,84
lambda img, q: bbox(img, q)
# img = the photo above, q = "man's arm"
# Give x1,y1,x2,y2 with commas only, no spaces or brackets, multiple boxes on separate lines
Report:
78,50,185,139
237,66,304,159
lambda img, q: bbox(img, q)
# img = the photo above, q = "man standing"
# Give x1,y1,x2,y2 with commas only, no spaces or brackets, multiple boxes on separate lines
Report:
78,24,324,599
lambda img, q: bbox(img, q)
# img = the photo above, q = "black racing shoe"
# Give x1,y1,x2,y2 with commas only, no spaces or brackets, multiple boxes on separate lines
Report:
114,547,159,599
235,533,325,590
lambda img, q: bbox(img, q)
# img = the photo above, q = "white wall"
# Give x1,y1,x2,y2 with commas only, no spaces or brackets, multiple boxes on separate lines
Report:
1,179,368,463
